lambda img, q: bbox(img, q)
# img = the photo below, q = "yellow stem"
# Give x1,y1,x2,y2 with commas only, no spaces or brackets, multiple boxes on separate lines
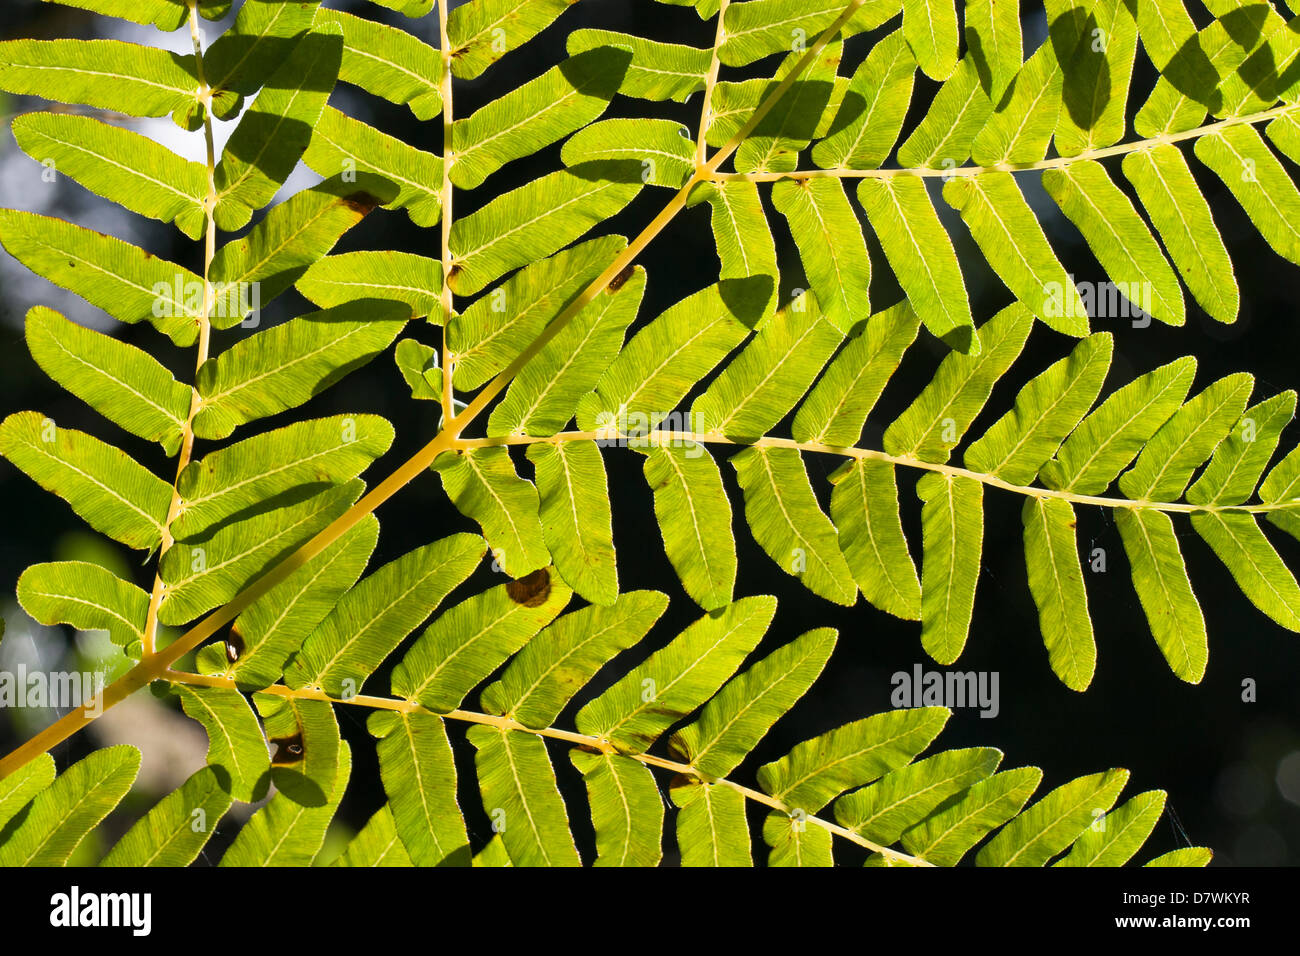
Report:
438,0,456,424
141,1,218,658
163,669,929,865
709,103,1300,182
458,428,1297,515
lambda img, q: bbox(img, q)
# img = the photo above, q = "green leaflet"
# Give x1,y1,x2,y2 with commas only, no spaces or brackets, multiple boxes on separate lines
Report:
670,628,837,778
965,333,1114,486
285,533,485,697
588,278,767,425
566,29,710,102
1187,392,1296,506
370,711,470,867
0,208,202,346
971,40,1064,165
812,30,917,170
901,766,1043,864
315,9,441,119
643,446,738,612
1122,144,1239,324
1056,790,1168,866
25,306,191,456
671,781,752,866
213,25,343,232
157,481,363,627
394,340,443,401
1116,508,1208,682
835,747,1002,844
17,561,147,650
792,300,920,447
193,300,409,441
1056,0,1138,155
904,0,959,80
527,442,619,606
570,752,664,866
447,162,642,296
829,459,922,620
1040,160,1186,328
917,473,984,665
965,0,1022,101
718,0,869,67
490,270,646,437
49,0,188,30
207,176,392,328
448,0,572,80
220,741,351,866
561,119,695,188
694,294,843,439
173,685,270,803
331,806,412,868
1135,10,1261,138
229,517,378,691
392,568,572,713
943,172,1089,336
884,303,1034,463
0,411,171,551
977,768,1129,866
576,596,776,753
466,725,580,867
771,180,871,335
0,746,139,867
453,47,631,190
482,590,668,728
12,112,206,240
1195,123,1300,267
368,0,434,16
896,56,994,168
1215,7,1300,115
432,447,549,577
1146,847,1214,867
763,810,834,867
257,696,341,808
0,754,55,832
758,707,950,813
451,235,626,390
1040,357,1197,495
0,39,197,118
1191,511,1300,631
297,251,441,320
858,176,976,352
472,835,513,867
1133,0,1197,70
302,107,444,229
1022,497,1096,692
734,42,841,174
696,181,779,317
205,0,321,112
730,446,857,606
174,415,394,541
719,1,838,65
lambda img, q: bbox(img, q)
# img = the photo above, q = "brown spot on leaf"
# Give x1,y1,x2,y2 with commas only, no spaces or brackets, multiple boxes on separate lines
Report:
341,191,381,216
271,733,305,766
225,627,244,664
608,265,635,291
506,568,551,607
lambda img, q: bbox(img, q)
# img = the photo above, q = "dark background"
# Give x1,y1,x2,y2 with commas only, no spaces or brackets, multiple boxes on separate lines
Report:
1,0,1299,866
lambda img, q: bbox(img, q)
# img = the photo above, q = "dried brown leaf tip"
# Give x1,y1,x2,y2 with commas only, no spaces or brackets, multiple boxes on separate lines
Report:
506,567,552,607
341,191,381,216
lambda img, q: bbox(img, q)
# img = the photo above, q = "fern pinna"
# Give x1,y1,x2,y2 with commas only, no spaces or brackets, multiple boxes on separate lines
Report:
2,0,1296,867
